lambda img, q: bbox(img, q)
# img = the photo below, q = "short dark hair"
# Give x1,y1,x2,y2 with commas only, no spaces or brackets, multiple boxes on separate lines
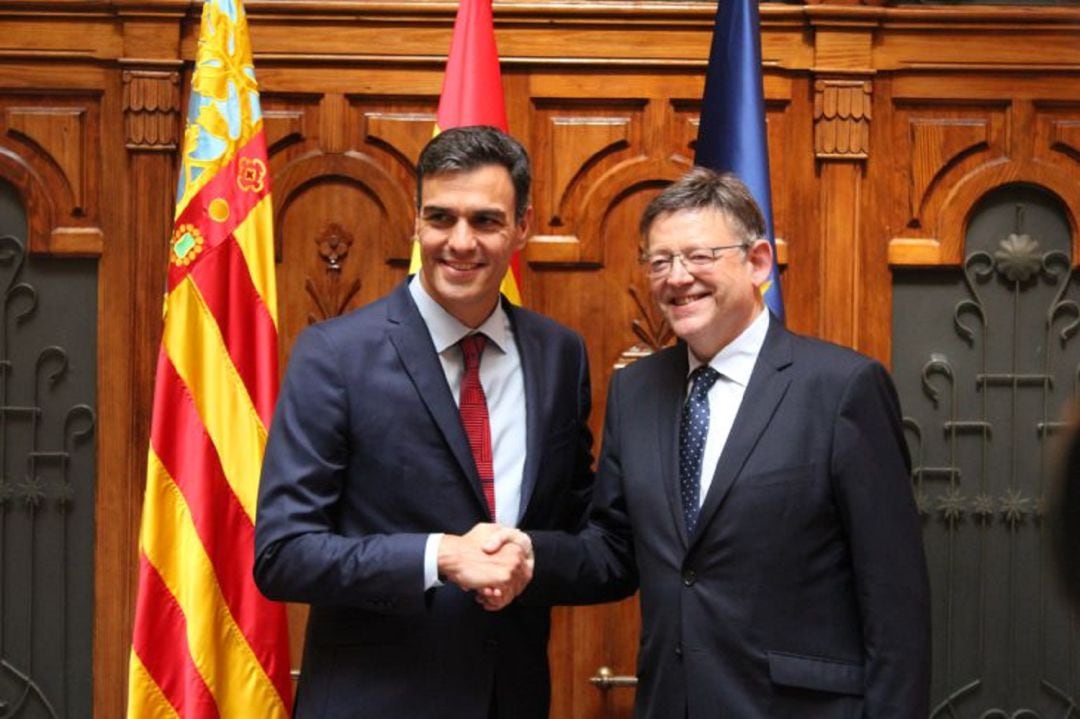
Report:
416,126,531,222
639,167,766,245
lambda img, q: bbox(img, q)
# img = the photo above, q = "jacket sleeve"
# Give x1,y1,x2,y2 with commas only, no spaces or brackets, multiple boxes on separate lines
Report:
559,332,598,533
831,360,931,717
526,368,639,605
252,324,428,615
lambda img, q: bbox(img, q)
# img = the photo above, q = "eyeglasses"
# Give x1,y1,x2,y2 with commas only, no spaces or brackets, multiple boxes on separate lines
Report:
640,243,749,278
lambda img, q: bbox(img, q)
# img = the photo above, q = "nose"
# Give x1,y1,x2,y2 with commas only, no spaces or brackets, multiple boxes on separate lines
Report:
665,256,694,285
446,218,477,253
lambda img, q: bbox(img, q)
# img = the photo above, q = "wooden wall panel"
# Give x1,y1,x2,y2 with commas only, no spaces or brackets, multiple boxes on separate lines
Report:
885,77,1080,273
266,90,422,354
0,92,104,255
0,2,1077,717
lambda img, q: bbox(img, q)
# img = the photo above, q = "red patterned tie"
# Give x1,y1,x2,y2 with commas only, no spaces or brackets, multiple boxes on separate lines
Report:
459,334,495,517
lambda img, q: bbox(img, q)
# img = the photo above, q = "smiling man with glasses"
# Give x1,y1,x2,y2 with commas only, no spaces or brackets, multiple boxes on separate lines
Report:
638,169,775,365
491,166,931,719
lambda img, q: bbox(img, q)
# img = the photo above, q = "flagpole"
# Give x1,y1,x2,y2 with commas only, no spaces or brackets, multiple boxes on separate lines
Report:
695,0,784,321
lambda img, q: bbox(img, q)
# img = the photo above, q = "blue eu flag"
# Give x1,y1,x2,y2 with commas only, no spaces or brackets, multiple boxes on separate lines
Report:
695,0,784,322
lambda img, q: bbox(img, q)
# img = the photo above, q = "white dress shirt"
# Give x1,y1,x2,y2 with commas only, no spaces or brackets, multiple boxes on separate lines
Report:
685,308,769,505
409,278,527,588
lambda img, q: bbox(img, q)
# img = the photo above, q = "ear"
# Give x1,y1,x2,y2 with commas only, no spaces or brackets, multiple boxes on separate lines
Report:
747,238,774,288
512,205,533,252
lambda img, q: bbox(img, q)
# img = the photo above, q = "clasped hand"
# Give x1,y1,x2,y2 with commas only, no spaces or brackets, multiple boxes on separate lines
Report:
436,523,533,611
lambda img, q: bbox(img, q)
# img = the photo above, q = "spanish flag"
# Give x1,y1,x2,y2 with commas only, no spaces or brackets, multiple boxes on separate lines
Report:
126,1,292,716
408,0,522,304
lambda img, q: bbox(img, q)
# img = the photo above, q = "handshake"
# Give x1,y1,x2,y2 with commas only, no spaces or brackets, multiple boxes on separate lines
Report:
437,523,534,611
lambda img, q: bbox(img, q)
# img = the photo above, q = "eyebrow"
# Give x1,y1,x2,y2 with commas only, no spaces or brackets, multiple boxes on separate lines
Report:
470,208,508,221
420,206,509,222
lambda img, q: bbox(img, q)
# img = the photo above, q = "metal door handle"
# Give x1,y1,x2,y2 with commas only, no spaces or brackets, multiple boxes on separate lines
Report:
588,666,638,689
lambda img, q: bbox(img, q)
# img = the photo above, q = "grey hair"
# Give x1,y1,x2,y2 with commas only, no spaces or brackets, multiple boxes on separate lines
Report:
639,167,766,245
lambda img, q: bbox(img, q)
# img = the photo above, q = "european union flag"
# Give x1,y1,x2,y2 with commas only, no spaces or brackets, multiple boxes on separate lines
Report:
695,0,784,321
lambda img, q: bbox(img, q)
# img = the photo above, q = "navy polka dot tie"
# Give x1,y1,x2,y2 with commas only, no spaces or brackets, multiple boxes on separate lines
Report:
679,366,720,534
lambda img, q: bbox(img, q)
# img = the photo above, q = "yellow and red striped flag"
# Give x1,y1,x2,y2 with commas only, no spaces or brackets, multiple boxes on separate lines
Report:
408,0,523,304
127,1,291,717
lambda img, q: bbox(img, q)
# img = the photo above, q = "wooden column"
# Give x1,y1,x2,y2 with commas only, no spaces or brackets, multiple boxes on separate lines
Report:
119,59,182,499
809,10,880,358
95,11,184,715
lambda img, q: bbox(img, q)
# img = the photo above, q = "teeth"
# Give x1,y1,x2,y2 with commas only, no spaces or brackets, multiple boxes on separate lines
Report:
672,296,701,306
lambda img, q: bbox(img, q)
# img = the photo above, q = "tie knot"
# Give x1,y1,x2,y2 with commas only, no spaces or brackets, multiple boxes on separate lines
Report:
689,365,721,397
459,333,487,369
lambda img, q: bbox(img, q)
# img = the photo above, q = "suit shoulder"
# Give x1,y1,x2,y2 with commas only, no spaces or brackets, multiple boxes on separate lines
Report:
780,329,893,399
296,293,391,348
510,304,585,346
787,330,881,372
612,344,684,383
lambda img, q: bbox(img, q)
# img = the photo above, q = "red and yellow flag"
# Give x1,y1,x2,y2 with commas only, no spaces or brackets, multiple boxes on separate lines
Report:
127,1,291,716
409,0,522,304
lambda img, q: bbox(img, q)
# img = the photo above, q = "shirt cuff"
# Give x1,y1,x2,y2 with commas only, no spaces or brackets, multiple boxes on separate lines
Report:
424,533,444,590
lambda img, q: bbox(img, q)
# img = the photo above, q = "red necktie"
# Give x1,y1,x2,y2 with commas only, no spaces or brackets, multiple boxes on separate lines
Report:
459,334,495,518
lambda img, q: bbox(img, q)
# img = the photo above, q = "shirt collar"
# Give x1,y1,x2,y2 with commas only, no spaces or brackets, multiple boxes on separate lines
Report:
408,276,513,355
686,308,769,387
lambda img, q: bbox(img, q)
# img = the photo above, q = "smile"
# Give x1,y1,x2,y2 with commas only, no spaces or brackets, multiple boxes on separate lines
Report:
670,293,708,307
442,259,485,271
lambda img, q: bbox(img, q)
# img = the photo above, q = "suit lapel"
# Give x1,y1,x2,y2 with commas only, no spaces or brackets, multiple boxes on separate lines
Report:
690,319,793,549
509,302,543,521
385,281,491,516
655,347,692,547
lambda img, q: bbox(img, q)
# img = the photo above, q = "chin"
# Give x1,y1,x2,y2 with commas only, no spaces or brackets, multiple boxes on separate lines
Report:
435,271,488,294
666,311,708,337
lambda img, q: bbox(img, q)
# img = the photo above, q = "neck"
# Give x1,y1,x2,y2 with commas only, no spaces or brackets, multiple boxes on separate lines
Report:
416,273,500,329
688,303,765,363
455,301,499,329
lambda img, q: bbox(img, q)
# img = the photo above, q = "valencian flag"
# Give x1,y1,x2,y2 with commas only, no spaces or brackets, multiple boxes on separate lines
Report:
407,0,523,304
695,0,784,321
126,0,292,717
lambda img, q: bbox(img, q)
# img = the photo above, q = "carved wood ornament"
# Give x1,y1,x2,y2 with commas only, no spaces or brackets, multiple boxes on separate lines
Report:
306,222,360,324
122,70,181,152
814,79,872,160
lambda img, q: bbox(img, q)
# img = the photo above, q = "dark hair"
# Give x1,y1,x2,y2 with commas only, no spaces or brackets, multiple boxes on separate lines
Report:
639,166,766,244
416,126,531,222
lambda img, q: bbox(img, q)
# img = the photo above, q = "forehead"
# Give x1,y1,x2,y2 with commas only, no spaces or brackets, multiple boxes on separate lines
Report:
646,207,738,249
419,164,515,210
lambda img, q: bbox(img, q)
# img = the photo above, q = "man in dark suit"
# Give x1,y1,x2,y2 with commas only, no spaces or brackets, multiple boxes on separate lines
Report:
501,168,930,718
253,126,594,718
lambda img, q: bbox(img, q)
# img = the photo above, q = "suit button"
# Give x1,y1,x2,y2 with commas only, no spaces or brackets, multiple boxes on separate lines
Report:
484,638,499,650
674,644,683,659
682,570,696,586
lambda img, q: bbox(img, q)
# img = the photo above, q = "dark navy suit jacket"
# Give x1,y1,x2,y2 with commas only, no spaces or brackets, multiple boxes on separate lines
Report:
528,317,930,719
254,280,594,718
